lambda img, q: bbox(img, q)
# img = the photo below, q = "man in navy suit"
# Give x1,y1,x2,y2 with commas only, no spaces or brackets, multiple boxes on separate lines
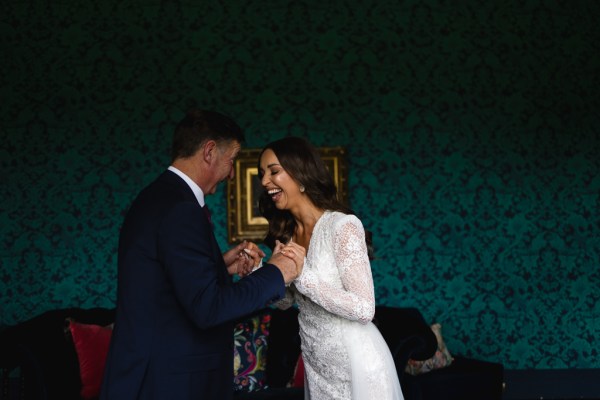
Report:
100,109,302,400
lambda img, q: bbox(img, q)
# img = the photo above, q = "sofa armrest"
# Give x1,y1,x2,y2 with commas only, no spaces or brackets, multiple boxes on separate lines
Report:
373,306,438,378
1,342,47,399
0,307,115,400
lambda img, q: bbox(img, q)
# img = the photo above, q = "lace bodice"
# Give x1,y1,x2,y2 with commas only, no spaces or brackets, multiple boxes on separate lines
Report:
276,211,403,400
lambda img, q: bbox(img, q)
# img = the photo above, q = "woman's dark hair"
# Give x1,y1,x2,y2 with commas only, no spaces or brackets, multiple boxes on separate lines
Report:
257,136,373,258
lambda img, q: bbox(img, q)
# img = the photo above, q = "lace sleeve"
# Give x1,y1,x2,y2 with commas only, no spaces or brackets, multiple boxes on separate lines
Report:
294,215,375,324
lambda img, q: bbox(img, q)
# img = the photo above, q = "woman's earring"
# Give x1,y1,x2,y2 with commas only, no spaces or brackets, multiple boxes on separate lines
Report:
300,185,305,193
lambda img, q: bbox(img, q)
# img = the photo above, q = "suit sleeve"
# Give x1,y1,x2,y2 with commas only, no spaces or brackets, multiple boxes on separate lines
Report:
157,201,285,329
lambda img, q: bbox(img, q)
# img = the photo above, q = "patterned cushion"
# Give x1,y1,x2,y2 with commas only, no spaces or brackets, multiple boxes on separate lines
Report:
233,310,272,392
405,323,454,375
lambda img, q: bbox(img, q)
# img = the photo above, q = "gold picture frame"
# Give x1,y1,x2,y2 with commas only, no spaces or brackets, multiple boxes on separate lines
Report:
226,146,348,243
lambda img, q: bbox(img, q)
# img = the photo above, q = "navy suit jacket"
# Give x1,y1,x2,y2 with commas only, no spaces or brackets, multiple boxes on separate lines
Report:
100,170,285,400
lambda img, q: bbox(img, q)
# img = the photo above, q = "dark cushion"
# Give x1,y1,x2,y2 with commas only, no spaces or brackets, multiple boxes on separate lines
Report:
373,306,438,375
262,307,301,388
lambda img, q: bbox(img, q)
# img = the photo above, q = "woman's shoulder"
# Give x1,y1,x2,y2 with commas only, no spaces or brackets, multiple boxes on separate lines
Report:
327,210,363,230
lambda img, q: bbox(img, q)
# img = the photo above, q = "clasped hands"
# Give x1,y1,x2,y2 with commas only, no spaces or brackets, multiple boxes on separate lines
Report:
224,240,305,284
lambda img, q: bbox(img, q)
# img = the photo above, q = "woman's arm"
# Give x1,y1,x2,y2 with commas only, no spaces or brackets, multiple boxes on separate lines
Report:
294,215,375,324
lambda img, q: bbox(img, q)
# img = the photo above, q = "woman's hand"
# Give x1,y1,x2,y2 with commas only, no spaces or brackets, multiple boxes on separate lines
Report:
278,241,306,276
266,240,306,284
273,239,286,254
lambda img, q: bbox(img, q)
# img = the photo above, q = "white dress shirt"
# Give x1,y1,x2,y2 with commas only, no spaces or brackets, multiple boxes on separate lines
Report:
167,166,205,207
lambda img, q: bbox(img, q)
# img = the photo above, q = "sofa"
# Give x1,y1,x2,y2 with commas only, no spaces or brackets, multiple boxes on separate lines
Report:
0,305,504,400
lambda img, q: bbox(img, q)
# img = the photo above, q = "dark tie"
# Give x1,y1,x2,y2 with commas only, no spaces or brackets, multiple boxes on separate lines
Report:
202,204,213,226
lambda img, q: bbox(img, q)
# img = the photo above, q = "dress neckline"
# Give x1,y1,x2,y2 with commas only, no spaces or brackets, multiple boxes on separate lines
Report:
303,210,331,259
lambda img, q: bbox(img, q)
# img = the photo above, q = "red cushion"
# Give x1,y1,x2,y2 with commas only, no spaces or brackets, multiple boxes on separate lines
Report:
68,320,113,399
291,353,305,388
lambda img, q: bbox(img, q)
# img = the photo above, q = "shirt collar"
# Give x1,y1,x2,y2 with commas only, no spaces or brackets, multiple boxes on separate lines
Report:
167,166,205,207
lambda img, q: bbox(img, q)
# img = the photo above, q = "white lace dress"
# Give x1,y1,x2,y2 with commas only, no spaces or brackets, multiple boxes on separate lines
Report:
277,211,404,400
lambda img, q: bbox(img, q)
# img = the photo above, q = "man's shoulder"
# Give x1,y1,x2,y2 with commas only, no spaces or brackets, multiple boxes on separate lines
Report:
140,170,186,194
128,171,191,213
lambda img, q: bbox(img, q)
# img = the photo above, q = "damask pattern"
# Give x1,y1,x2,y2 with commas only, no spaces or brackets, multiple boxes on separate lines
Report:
1,1,599,370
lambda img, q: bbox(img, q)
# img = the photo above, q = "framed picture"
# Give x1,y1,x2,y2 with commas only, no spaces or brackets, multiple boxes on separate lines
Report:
226,146,348,243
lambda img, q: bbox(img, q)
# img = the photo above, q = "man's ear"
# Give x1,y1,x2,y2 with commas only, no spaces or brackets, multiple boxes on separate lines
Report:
203,140,217,163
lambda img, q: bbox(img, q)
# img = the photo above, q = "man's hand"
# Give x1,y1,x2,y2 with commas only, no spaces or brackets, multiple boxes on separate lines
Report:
224,240,266,277
267,240,305,284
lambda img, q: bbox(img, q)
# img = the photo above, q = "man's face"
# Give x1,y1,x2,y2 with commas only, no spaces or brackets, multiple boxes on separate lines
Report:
205,140,241,195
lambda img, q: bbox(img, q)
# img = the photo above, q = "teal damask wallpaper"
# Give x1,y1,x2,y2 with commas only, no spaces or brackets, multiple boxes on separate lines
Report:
1,1,599,370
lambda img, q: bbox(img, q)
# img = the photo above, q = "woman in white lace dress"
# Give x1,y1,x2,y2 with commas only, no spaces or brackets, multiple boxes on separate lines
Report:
257,137,403,400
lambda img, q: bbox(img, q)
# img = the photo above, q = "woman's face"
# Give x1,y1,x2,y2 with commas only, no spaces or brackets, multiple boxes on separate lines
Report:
259,148,303,210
